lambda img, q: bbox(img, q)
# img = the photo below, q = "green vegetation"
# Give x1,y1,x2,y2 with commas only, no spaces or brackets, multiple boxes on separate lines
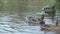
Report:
0,0,4,11
0,0,56,15
56,0,60,10
56,0,60,26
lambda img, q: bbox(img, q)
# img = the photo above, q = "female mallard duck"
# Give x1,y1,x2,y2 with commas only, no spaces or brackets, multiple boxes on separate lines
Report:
40,20,60,31
41,24,60,31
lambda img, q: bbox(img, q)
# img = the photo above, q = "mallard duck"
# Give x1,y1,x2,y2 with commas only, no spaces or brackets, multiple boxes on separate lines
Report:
27,15,45,25
40,24,53,31
41,24,60,31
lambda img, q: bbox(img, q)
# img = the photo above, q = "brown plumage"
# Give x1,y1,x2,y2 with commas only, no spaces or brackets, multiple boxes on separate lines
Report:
27,15,45,25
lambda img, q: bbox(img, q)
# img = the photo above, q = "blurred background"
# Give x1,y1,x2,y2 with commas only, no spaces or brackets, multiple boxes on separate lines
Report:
0,0,60,34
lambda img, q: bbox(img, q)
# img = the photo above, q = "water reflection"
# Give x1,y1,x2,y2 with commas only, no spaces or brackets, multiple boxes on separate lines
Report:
0,12,59,34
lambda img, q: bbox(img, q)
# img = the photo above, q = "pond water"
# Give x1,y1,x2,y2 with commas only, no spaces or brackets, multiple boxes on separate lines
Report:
0,12,60,34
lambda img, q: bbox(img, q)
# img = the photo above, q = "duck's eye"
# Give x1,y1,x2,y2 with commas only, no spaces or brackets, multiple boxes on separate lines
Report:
32,19,37,22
